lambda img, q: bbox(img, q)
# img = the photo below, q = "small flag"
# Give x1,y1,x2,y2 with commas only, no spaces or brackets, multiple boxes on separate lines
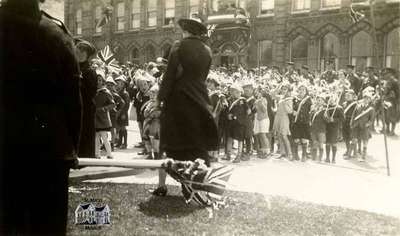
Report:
96,6,113,28
349,2,367,23
207,24,217,37
96,45,120,72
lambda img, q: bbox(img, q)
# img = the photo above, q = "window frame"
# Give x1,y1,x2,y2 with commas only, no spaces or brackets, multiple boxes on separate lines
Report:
320,0,341,10
292,0,311,13
189,0,199,17
258,0,274,17
94,6,102,34
76,8,82,35
147,0,158,28
116,2,126,31
130,0,141,29
164,0,175,26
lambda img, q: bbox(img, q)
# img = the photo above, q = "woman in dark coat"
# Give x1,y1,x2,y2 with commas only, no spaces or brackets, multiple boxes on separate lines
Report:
75,40,98,158
151,15,218,196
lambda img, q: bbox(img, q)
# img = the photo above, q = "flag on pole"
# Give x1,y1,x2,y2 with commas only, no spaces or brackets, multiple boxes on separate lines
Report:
96,45,121,72
96,6,113,28
349,1,368,23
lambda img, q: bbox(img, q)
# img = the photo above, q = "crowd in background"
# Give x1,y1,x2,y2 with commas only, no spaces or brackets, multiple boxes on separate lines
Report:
76,39,399,164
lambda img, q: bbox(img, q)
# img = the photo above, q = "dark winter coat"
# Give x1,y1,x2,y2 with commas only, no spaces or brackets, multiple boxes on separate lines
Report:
0,6,82,161
95,88,115,131
158,36,218,152
78,61,97,158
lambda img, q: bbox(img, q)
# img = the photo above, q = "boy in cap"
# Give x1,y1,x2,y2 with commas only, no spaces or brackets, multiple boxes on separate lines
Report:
223,84,249,163
242,81,256,160
350,89,376,162
310,94,327,161
95,74,116,159
346,64,362,96
342,89,358,159
105,76,124,152
115,75,130,149
284,62,299,84
324,94,344,163
291,84,312,161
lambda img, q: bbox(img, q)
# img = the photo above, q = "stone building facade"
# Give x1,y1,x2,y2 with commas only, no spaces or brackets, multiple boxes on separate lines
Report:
65,0,400,72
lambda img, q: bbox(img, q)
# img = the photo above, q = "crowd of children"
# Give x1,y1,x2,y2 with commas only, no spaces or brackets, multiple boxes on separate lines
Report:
90,57,399,164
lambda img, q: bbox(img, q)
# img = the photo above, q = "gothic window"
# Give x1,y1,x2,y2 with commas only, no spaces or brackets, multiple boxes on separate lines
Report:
259,40,273,66
351,31,373,71
291,35,308,67
320,33,340,70
386,27,400,70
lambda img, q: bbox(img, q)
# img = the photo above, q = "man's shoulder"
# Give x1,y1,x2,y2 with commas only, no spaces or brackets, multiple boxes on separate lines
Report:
39,11,73,42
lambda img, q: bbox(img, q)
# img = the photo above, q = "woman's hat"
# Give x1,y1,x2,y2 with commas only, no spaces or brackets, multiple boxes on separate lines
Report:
105,76,116,85
177,13,207,36
75,38,96,58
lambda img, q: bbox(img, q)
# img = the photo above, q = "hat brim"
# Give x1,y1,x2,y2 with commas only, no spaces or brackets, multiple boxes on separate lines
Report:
178,18,207,35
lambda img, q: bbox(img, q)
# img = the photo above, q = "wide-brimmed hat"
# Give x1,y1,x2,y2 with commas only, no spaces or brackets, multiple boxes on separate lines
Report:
178,13,207,36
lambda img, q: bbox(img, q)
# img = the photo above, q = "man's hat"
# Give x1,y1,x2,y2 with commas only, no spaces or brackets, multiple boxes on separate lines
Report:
287,61,295,66
301,65,309,70
346,64,355,69
75,39,96,58
178,13,207,36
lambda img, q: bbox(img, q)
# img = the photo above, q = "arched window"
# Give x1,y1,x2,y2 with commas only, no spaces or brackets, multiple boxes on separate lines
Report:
351,31,373,71
320,33,339,70
145,45,156,62
130,47,139,64
259,40,273,66
386,27,400,71
291,35,308,67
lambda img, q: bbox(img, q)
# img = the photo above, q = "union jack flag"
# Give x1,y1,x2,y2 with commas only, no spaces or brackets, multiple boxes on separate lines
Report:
163,159,234,208
96,45,120,71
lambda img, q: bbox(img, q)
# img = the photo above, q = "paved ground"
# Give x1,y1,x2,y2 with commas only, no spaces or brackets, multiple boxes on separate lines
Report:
70,120,400,218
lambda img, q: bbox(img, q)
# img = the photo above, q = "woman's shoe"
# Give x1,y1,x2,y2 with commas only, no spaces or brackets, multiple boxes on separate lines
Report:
149,186,168,197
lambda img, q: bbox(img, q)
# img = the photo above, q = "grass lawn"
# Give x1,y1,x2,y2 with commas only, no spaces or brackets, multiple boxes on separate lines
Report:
67,183,400,236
